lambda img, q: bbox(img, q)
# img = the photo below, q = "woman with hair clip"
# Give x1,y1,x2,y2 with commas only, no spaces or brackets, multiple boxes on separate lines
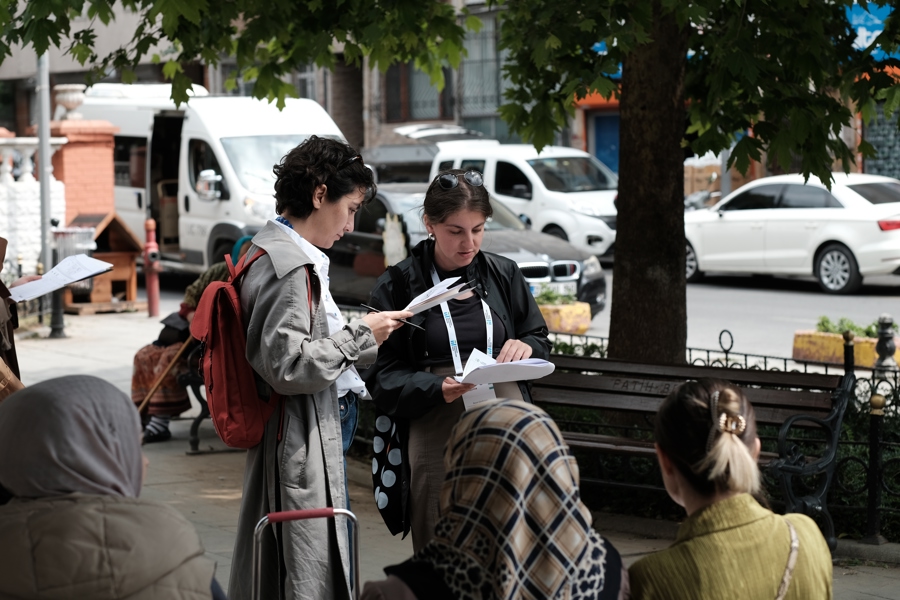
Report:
628,378,833,599
365,169,551,551
227,136,412,600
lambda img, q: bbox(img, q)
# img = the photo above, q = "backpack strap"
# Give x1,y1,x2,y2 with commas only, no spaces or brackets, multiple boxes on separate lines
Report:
227,247,269,281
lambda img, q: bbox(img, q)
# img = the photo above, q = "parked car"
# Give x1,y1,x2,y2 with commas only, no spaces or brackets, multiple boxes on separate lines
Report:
325,183,607,316
428,141,618,260
684,172,900,294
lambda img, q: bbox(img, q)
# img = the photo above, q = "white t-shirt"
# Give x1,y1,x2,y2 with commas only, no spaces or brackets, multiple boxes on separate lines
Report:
272,220,369,399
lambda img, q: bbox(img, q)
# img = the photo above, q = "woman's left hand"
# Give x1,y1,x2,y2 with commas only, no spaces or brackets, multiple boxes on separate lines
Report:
496,339,532,363
9,274,41,288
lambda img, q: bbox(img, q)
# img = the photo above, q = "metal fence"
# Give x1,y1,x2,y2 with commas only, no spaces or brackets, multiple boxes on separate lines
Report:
341,303,900,542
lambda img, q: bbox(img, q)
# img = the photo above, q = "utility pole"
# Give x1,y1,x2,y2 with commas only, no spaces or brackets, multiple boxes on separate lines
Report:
37,54,52,275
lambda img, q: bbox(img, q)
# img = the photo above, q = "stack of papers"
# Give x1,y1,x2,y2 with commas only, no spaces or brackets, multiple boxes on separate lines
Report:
455,348,556,385
9,255,113,302
403,276,473,314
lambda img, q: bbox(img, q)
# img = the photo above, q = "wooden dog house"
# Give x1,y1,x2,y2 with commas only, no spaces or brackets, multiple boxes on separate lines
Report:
64,212,147,314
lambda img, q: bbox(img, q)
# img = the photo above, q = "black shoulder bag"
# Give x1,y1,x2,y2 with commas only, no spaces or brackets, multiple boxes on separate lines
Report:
371,264,412,537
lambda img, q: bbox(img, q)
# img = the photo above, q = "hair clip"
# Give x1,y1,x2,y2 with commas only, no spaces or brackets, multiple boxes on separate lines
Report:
719,413,747,436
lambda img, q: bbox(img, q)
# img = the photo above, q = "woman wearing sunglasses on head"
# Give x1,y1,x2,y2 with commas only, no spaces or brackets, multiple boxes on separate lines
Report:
364,169,551,551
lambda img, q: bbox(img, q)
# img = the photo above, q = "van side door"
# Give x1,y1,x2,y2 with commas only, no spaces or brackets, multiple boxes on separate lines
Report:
179,137,231,266
112,136,149,241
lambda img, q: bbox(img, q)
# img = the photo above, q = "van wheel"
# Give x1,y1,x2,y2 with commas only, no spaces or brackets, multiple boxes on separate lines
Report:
543,225,568,241
815,244,862,294
686,242,703,283
212,241,234,265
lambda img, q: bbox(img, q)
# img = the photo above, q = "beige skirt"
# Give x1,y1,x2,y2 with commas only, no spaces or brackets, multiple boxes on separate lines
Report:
407,364,523,551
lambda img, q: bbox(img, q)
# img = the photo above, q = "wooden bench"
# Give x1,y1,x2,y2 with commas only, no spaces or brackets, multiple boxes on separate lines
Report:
531,355,855,551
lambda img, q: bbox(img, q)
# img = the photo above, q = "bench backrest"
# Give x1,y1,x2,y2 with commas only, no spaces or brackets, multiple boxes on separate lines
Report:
533,355,844,426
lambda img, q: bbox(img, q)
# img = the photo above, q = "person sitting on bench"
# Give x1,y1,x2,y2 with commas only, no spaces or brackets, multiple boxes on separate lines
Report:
0,375,225,599
628,378,833,599
362,399,628,600
132,236,252,443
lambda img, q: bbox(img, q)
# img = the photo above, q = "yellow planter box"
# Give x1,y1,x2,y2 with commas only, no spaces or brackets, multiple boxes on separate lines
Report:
791,330,900,367
539,302,592,335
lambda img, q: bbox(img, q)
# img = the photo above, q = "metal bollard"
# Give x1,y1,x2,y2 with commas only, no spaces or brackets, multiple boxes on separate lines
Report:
861,393,888,545
843,330,855,376
874,313,898,378
144,219,161,317
48,248,65,339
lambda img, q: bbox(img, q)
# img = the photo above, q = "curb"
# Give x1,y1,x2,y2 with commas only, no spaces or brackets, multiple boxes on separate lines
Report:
834,539,900,565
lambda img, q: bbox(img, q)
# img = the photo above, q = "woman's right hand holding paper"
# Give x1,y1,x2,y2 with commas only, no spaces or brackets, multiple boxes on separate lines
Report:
441,377,475,403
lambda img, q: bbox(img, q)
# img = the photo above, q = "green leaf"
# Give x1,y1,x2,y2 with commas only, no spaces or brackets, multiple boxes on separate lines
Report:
546,34,561,50
162,60,183,80
883,85,900,119
120,68,137,84
465,15,483,33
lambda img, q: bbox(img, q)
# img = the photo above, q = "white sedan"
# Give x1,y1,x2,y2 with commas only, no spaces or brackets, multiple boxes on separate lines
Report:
684,173,900,294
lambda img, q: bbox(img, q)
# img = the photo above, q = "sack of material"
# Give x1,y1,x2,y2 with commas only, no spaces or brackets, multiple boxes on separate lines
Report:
189,250,279,449
0,359,23,404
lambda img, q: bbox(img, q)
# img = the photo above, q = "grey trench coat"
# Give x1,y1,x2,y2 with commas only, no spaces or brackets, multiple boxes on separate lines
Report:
228,221,378,600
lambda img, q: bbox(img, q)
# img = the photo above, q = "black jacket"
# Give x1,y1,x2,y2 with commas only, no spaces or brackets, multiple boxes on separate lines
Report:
363,239,551,420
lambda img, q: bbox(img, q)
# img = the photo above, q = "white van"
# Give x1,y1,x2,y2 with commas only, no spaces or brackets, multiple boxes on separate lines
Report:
79,83,347,272
429,141,618,258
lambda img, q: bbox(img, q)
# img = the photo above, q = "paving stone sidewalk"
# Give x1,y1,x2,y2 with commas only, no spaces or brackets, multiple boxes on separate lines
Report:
12,302,900,598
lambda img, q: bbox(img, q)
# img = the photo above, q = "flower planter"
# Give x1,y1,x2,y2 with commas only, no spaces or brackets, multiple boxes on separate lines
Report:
539,301,592,335
791,330,900,367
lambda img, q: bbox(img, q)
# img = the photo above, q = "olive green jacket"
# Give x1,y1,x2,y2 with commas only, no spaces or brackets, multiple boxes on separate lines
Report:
629,494,832,600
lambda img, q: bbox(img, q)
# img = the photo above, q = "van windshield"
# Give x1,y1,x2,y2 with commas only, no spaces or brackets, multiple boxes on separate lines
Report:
221,135,339,194
526,157,617,192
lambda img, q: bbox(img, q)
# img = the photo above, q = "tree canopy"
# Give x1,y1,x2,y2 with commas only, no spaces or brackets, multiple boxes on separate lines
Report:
495,0,900,185
3,0,474,104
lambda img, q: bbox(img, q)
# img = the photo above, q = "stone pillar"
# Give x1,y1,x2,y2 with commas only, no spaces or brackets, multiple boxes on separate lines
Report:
38,120,119,225
330,57,365,150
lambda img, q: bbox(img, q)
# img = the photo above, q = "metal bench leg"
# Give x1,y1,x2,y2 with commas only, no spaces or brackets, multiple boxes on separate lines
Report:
188,385,209,454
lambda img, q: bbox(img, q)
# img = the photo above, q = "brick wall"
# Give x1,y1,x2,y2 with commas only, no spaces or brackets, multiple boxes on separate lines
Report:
44,120,118,225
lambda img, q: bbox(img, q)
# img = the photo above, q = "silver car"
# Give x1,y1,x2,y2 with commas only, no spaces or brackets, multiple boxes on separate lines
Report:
326,183,607,316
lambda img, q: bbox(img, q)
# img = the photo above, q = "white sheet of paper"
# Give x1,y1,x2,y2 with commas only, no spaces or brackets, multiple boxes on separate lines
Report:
462,383,496,410
403,276,472,314
9,254,113,302
456,348,556,385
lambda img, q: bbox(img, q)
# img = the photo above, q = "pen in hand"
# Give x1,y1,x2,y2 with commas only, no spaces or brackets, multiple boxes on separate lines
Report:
361,304,425,331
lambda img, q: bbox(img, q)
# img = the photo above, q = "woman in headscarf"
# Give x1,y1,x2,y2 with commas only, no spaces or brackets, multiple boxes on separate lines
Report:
361,399,628,600
132,236,253,443
0,375,219,599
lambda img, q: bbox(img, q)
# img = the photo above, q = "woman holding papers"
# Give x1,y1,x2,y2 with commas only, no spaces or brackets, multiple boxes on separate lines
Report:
228,137,412,600
365,169,551,551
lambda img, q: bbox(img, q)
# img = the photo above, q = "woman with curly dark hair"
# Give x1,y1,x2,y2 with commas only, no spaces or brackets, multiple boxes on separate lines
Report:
228,135,412,600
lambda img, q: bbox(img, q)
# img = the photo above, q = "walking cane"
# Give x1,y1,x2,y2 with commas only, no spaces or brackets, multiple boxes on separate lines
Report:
137,336,194,414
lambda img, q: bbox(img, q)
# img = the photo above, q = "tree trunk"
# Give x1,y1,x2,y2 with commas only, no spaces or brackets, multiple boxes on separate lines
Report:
607,6,689,364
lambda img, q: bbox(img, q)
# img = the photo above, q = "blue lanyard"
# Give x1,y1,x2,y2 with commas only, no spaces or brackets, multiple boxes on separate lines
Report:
275,215,293,229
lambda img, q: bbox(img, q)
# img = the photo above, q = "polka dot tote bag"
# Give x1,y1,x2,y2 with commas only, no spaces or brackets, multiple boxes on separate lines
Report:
371,407,410,537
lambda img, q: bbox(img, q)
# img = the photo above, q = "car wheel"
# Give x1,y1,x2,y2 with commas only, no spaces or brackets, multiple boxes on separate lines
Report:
543,225,568,241
685,242,703,283
815,244,862,294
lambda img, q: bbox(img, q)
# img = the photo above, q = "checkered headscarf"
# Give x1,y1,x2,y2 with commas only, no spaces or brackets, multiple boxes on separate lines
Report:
413,399,616,600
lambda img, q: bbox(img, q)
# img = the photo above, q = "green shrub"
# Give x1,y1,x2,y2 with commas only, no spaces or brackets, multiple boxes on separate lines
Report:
534,285,577,306
816,316,894,339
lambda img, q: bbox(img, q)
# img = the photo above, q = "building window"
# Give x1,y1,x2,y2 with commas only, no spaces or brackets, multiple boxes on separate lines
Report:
295,63,317,101
459,12,520,143
384,62,453,122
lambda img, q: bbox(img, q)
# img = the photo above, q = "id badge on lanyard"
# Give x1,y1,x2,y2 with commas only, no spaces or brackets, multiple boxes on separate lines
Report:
431,266,495,409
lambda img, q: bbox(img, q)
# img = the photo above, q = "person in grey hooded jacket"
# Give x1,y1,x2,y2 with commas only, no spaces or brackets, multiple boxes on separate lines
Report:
228,136,411,600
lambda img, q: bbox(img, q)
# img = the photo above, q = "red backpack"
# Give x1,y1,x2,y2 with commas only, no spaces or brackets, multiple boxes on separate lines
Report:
189,249,282,449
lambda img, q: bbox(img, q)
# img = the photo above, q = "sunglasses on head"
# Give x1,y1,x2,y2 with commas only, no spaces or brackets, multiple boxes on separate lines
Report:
336,154,375,202
433,170,484,190
338,154,362,170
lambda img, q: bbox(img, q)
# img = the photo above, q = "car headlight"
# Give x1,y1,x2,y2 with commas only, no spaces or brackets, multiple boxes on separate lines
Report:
581,255,603,279
572,202,606,217
244,196,276,221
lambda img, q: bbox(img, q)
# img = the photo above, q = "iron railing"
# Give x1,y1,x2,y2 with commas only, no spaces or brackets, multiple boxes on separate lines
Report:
340,304,900,542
